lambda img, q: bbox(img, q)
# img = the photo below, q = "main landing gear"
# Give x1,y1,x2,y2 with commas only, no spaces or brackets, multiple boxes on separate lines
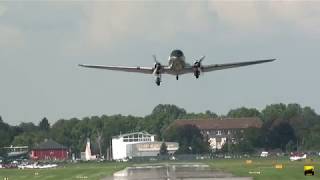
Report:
155,76,161,86
194,70,200,79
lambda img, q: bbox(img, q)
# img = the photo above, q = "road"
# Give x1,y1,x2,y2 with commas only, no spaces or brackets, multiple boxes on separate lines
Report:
102,163,252,180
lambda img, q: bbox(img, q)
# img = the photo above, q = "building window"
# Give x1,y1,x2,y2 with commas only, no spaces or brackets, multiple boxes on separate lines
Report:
217,130,221,135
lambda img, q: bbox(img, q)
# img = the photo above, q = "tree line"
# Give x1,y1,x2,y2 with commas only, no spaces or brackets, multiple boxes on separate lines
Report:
0,103,319,157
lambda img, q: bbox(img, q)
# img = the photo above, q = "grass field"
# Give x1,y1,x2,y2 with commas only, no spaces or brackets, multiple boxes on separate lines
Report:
0,158,319,180
0,162,127,180
206,157,320,180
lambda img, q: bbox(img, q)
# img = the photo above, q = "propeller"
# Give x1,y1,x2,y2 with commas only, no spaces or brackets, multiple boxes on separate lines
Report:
193,56,205,78
194,56,205,67
152,55,161,75
194,56,205,69
153,54,159,64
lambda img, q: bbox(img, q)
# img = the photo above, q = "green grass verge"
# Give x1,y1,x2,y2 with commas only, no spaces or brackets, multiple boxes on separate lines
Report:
206,157,320,180
1,158,319,180
0,162,127,180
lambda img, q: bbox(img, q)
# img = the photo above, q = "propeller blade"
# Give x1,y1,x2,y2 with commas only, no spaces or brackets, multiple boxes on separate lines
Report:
198,56,205,75
152,55,158,63
199,56,205,63
153,68,157,75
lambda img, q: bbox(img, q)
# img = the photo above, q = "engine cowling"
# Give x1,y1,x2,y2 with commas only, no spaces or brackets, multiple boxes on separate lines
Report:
193,56,205,78
152,55,163,86
193,61,201,78
154,62,161,75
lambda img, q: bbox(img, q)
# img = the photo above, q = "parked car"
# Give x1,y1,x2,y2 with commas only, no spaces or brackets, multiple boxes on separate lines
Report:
260,151,268,157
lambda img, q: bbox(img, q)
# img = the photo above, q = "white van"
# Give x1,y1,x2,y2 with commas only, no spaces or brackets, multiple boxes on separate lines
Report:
260,151,268,157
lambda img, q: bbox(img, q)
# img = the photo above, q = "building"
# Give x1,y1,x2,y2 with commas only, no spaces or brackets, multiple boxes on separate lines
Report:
127,142,179,157
81,138,97,161
173,117,262,150
31,139,68,160
112,131,178,160
3,145,28,158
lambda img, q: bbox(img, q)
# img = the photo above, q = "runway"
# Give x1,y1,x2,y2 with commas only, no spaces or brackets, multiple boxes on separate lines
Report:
102,163,252,180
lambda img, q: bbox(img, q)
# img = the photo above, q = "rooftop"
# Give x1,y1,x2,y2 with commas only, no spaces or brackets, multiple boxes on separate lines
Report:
173,117,262,130
33,139,67,150
112,131,155,138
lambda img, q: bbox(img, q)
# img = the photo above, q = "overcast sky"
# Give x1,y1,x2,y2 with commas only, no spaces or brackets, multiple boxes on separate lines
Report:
1,1,320,125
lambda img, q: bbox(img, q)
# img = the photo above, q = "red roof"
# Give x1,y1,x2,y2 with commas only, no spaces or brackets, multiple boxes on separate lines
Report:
173,117,262,130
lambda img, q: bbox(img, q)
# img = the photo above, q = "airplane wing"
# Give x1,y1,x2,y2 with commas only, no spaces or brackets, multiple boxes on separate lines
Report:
201,59,276,72
79,64,154,74
181,59,275,74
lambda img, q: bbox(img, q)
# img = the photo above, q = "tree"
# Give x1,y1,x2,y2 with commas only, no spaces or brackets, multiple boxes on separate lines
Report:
95,130,103,156
261,103,287,122
142,104,187,138
0,119,13,148
265,122,297,151
221,129,256,154
242,127,263,148
1,103,319,157
39,117,50,131
286,140,295,153
50,118,80,154
227,107,260,118
164,124,209,154
12,131,46,147
159,142,168,155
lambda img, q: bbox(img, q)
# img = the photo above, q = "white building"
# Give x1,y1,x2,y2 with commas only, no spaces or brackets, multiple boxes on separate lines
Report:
112,131,178,160
174,118,262,150
81,138,97,161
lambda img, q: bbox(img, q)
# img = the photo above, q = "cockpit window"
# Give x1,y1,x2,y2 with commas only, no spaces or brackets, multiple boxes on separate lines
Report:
170,49,184,57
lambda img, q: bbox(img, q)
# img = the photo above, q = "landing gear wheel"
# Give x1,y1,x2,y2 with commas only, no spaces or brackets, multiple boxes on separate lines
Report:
156,77,161,86
194,70,200,79
176,75,179,80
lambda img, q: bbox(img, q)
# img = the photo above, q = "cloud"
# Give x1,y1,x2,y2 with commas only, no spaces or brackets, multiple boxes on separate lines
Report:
208,1,260,29
268,1,320,35
64,1,320,53
69,2,215,50
0,4,7,16
0,25,24,48
208,1,320,35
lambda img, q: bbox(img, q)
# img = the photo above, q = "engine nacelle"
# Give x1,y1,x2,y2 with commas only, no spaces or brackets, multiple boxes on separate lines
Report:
193,61,201,79
194,69,200,78
153,62,161,75
192,56,205,79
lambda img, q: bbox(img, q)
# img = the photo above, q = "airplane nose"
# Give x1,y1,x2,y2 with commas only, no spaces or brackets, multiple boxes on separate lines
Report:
170,49,184,57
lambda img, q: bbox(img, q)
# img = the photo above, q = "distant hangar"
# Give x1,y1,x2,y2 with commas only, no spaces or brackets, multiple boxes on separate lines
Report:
112,131,178,160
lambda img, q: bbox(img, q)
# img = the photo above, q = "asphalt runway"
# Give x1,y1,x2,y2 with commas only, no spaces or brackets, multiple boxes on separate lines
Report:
102,163,252,180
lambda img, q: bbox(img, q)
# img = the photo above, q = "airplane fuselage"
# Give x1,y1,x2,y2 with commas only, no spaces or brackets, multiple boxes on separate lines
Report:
168,49,188,75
